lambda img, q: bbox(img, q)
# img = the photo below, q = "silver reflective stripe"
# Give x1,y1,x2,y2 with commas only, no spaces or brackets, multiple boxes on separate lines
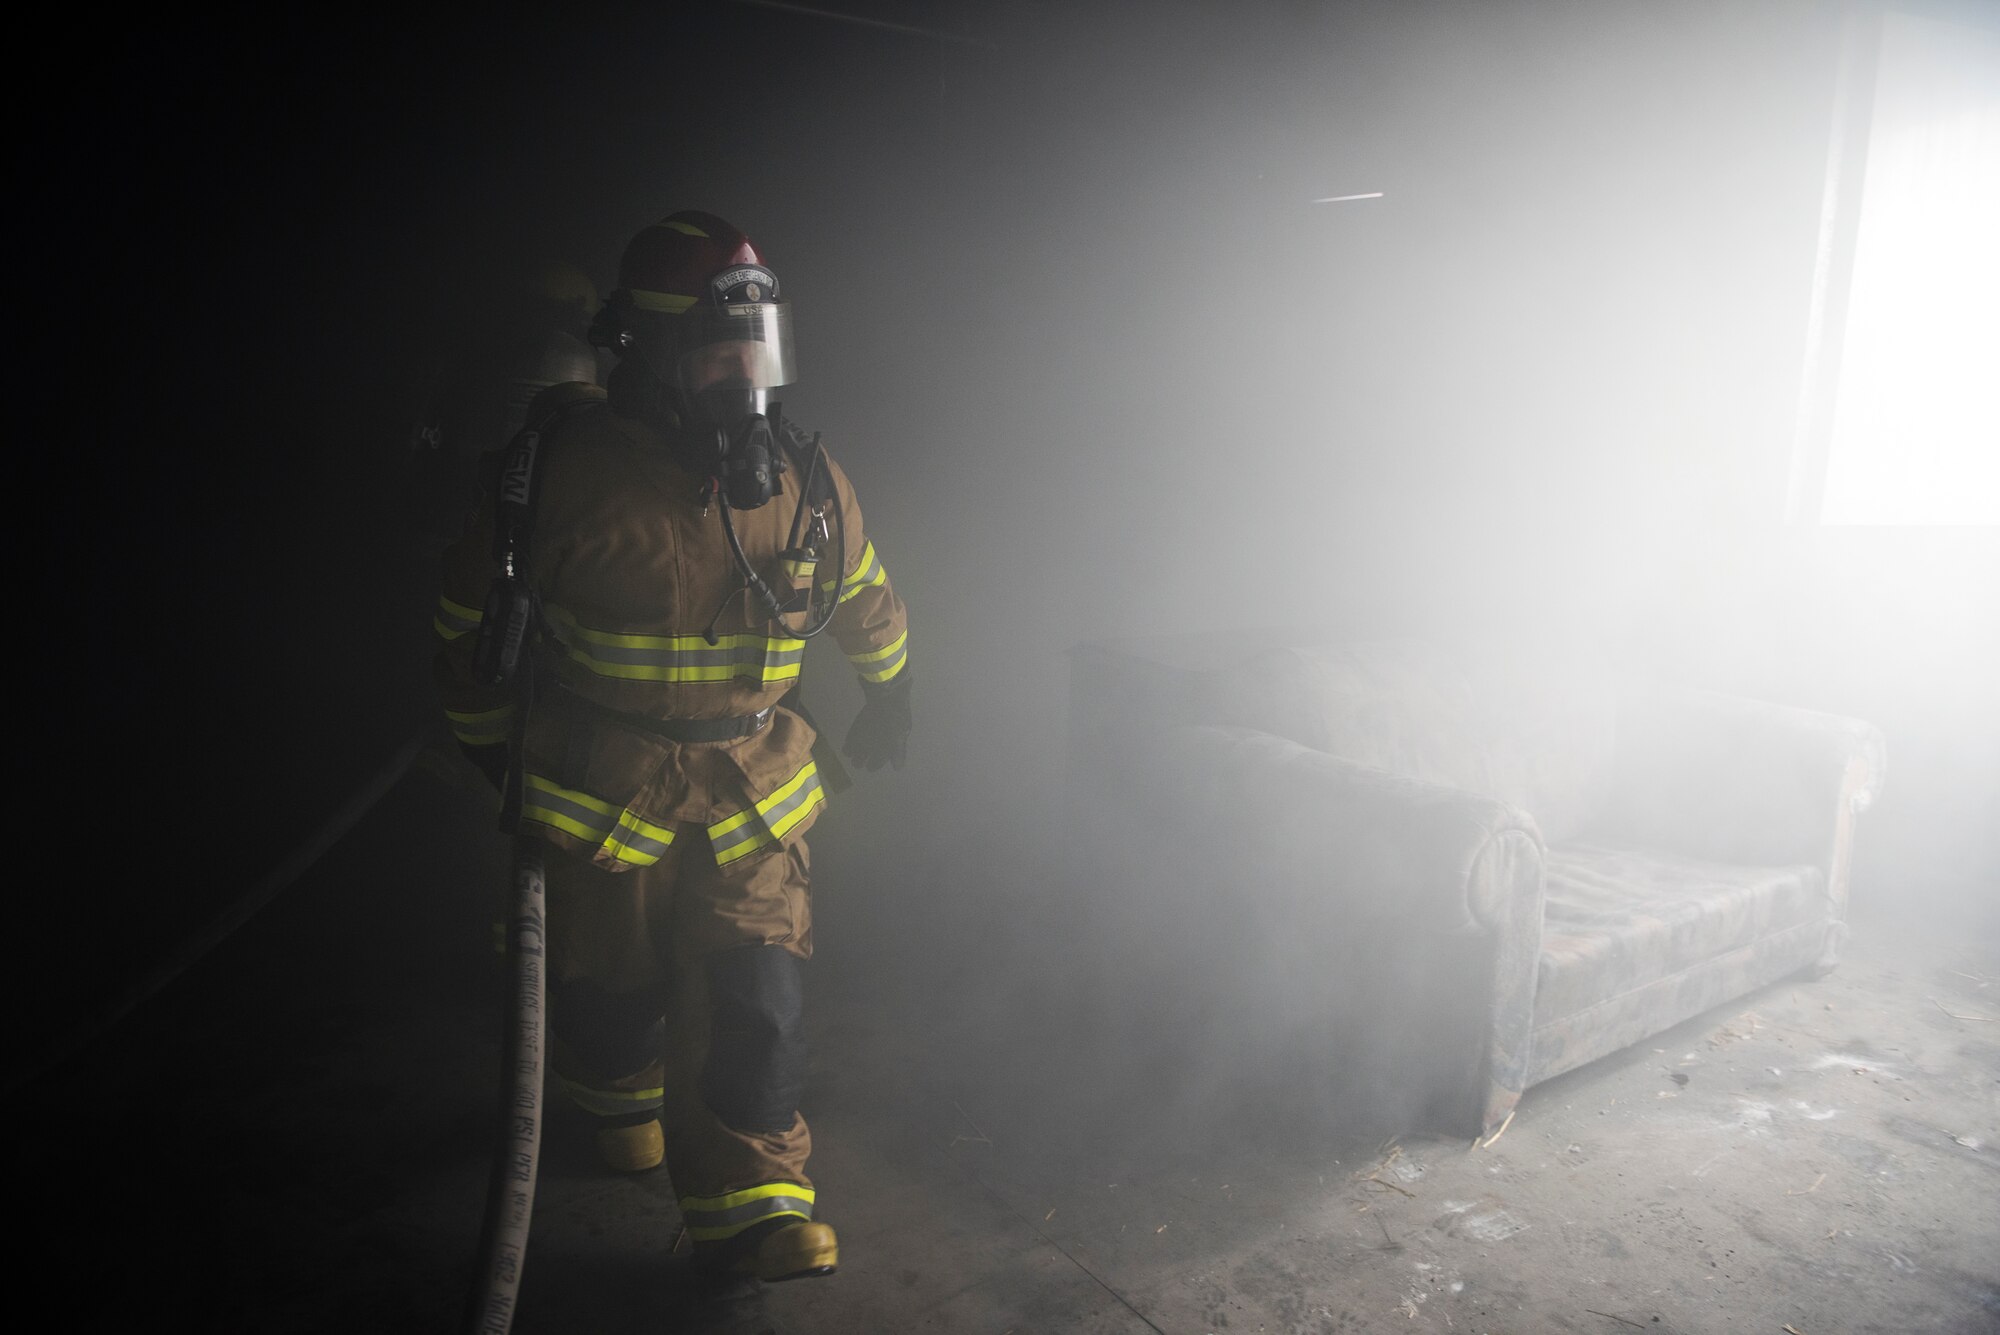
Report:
522,776,674,868
821,542,887,604
850,635,908,684
759,767,823,838
434,595,483,641
681,1193,816,1231
542,609,806,682
556,1074,665,1118
447,706,514,744
522,779,617,842
606,817,673,863
709,818,765,861
529,787,613,835
709,763,824,862
555,633,804,672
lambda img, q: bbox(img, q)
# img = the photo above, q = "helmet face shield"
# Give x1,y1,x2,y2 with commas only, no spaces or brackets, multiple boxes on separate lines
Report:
672,303,797,392
600,216,799,413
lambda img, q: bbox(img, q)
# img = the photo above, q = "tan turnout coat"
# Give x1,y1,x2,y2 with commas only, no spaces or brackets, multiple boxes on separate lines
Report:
433,386,909,872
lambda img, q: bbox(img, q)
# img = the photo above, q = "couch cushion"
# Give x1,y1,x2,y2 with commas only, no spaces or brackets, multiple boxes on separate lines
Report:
1534,842,1828,1024
1205,639,1618,842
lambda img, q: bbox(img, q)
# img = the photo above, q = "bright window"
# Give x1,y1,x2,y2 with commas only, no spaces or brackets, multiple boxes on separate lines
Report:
1819,10,2000,525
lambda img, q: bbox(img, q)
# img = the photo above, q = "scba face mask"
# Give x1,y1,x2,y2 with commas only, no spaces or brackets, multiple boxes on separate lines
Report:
589,215,801,507
688,373,782,510
660,275,798,510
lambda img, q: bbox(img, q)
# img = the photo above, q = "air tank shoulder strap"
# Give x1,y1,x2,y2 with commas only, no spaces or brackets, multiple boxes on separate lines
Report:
489,381,610,567
475,380,607,835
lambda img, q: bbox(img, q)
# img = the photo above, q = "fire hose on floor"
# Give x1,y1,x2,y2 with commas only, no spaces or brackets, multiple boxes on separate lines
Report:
462,841,548,1335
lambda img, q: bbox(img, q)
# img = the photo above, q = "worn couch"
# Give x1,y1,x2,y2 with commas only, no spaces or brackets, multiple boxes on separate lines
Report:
1066,634,1886,1137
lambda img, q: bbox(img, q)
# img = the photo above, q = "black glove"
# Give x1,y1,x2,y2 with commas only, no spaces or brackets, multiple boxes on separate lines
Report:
843,672,912,772
460,742,510,792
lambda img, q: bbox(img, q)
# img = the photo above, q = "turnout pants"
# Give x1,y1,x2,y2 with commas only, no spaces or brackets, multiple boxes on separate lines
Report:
541,826,816,1251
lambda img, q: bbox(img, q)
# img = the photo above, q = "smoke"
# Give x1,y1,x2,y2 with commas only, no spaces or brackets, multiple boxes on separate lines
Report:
787,0,2000,1153
37,0,1996,1159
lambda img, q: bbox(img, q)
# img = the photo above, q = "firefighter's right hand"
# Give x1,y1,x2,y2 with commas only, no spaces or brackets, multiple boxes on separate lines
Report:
460,742,510,792
843,672,912,772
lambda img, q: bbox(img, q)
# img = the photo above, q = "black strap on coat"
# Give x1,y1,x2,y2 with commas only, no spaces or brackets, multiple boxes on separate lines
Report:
483,383,609,833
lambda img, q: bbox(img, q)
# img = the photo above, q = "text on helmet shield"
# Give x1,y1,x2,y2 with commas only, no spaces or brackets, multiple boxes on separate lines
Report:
711,265,779,305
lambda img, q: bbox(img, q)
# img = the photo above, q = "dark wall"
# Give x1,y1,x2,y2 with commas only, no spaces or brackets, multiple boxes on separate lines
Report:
37,0,1996,1030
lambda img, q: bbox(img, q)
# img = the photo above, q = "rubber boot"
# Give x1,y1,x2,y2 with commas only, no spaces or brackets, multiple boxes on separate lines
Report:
718,1219,839,1282
594,1117,665,1172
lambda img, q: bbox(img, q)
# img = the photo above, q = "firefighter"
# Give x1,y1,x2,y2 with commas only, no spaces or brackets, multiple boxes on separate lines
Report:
406,259,602,540
433,211,912,1283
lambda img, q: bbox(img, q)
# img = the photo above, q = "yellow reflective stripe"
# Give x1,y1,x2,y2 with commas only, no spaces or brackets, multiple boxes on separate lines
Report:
850,630,909,684
685,1210,810,1243
709,760,826,866
615,810,676,845
521,773,620,843
840,575,888,604
601,810,676,868
764,759,828,835
708,806,759,840
629,289,697,313
522,774,676,869
446,704,515,744
820,541,888,604
764,781,823,843
680,1182,817,1213
434,594,483,641
856,660,906,685
847,631,907,666
680,1181,818,1242
544,607,805,684
710,840,764,867
656,219,710,238
555,1073,666,1118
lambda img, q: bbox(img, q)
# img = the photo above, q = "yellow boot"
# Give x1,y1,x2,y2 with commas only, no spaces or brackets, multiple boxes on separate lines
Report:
725,1220,839,1282
593,1119,665,1172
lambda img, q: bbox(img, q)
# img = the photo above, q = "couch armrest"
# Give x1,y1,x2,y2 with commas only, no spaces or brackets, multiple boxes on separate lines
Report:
1127,724,1545,934
1115,723,1546,1134
1599,687,1886,872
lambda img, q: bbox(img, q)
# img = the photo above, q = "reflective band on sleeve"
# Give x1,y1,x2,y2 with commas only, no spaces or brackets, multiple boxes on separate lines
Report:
555,1073,666,1119
678,1182,816,1243
543,606,805,685
819,540,888,604
848,630,908,684
708,760,825,866
434,594,483,641
521,774,675,868
446,704,515,745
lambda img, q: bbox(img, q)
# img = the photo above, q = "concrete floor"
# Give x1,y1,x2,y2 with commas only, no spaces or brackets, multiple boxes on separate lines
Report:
20,751,1998,1334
